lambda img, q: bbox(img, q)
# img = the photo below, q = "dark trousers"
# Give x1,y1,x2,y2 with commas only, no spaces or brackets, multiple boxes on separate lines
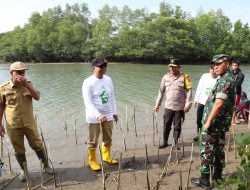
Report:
162,109,184,143
196,103,205,133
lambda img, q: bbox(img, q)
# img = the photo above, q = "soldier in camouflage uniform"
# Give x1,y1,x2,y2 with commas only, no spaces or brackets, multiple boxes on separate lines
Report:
191,54,235,189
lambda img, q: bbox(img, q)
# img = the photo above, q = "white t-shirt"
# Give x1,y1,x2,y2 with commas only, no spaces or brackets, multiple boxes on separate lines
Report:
194,73,219,105
82,75,117,123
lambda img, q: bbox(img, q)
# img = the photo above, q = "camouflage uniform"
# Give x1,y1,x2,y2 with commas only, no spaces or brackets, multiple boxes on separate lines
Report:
200,71,235,176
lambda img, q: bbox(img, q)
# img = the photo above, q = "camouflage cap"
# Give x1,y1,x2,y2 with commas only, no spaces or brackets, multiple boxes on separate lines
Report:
211,54,229,64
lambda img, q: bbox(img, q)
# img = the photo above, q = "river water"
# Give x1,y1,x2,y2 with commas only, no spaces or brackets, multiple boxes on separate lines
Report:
0,63,249,158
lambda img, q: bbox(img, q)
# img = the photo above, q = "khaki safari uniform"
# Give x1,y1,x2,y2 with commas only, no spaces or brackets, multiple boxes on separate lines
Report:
0,80,43,154
156,73,192,144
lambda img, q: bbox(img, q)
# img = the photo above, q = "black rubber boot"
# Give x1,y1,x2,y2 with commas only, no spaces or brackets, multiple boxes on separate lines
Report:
213,167,223,184
173,129,180,150
191,174,212,190
35,149,54,175
15,154,27,182
159,127,170,149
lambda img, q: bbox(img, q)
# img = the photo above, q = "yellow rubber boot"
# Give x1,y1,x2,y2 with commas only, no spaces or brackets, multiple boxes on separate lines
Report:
101,145,118,165
88,148,101,171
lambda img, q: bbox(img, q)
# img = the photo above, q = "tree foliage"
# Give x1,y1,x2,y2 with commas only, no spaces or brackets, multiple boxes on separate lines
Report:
0,2,250,63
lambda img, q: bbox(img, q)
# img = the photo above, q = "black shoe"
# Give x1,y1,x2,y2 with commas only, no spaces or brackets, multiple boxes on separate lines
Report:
193,136,198,142
159,143,168,149
191,177,212,190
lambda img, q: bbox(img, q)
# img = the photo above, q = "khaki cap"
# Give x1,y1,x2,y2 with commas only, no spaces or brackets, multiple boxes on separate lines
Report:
10,61,28,71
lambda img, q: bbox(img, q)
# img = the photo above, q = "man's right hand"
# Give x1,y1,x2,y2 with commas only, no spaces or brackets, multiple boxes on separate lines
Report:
98,115,107,123
154,106,159,112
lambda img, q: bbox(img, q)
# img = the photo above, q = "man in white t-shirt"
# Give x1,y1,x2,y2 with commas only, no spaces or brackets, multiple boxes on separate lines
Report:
82,56,118,171
193,65,219,141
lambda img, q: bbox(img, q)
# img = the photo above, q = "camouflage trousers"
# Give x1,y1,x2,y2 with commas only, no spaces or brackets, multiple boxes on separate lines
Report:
200,128,226,175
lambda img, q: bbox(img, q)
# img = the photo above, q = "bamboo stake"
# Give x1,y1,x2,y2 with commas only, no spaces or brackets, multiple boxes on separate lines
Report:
116,152,122,190
181,134,185,158
0,136,3,159
123,136,127,151
126,105,129,132
153,140,174,189
179,169,183,190
185,142,194,189
157,137,160,163
1,173,19,189
198,128,201,146
7,148,12,173
209,165,214,187
57,173,62,190
120,117,124,132
145,144,149,168
40,160,44,189
39,126,49,161
132,152,135,163
132,105,138,137
226,132,230,164
32,177,53,190
47,144,57,187
155,112,158,133
153,129,155,146
63,109,68,137
146,105,149,128
146,156,150,190
99,145,106,190
248,110,250,129
155,181,160,190
23,162,32,190
232,125,237,159
72,116,78,145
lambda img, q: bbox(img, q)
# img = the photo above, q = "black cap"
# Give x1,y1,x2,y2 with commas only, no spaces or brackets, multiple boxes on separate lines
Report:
91,56,107,67
168,59,180,67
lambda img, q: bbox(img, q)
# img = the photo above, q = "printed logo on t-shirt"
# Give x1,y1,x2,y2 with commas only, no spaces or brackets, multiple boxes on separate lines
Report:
205,87,212,96
100,90,109,104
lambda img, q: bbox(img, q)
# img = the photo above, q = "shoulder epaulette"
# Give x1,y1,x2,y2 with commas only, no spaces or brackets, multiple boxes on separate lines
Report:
0,81,10,88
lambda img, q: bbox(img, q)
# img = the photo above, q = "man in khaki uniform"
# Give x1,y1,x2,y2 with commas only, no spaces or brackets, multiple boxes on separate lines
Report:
0,61,53,182
154,59,192,149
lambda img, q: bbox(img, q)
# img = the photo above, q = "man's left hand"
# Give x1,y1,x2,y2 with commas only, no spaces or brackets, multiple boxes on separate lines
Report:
113,115,118,124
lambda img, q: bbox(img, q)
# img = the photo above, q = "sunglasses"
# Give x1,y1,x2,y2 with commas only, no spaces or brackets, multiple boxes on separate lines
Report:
213,62,224,66
15,70,26,75
97,63,107,69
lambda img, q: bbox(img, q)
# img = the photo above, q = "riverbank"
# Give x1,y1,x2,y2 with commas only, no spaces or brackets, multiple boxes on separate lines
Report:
0,122,249,189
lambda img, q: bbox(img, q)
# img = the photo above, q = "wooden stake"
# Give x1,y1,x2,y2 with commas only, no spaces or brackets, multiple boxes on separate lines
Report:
181,134,185,158
132,105,138,137
0,136,3,159
63,109,68,137
72,116,78,145
123,136,127,151
146,105,149,128
40,160,44,188
7,148,12,173
185,143,194,189
126,105,129,132
23,162,32,190
116,153,122,190
146,156,150,190
153,141,174,189
155,112,158,133
179,169,183,190
99,145,106,190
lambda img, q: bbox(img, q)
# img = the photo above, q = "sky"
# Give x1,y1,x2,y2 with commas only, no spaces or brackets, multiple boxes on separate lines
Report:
1,0,250,33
